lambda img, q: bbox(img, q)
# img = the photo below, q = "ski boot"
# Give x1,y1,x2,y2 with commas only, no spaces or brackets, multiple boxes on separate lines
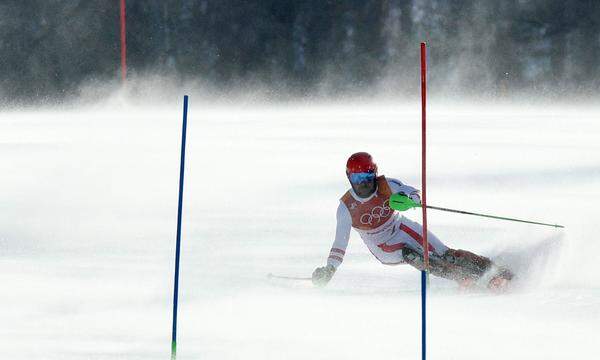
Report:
486,267,514,292
444,249,514,291
402,246,513,290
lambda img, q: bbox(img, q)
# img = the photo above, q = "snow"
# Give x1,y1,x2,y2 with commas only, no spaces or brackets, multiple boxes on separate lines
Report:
1,101,599,359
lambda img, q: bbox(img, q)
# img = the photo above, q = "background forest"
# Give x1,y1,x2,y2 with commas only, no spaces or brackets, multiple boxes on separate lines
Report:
1,0,599,101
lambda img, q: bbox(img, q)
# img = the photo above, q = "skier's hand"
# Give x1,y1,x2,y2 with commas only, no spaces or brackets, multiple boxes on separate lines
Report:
390,192,421,211
409,191,421,205
398,191,421,205
312,264,336,287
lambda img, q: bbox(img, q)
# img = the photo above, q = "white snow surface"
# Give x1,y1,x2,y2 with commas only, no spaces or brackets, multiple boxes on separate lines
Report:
1,101,599,359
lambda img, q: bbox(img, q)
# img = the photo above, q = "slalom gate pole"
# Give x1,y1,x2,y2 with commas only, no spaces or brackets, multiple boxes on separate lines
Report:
420,42,428,360
120,0,127,84
172,96,189,360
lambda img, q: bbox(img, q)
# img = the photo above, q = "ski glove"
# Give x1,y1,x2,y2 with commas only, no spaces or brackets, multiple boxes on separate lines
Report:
398,191,421,205
312,264,336,287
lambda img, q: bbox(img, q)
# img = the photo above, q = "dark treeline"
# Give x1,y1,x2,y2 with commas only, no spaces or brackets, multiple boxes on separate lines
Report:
1,0,599,102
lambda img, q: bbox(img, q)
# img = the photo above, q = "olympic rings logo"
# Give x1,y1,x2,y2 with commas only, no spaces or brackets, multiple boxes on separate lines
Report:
360,199,392,226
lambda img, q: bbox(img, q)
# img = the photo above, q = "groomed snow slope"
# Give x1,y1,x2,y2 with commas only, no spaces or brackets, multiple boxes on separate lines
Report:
1,102,598,359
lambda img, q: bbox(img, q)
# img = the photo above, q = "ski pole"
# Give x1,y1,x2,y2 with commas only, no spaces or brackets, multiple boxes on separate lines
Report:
389,193,564,228
267,273,312,281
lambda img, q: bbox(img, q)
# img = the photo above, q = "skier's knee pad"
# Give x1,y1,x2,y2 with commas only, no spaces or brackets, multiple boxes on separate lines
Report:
402,246,453,277
401,246,425,270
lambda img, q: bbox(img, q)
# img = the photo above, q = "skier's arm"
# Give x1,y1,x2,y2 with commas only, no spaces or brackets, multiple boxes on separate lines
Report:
312,202,351,287
387,177,421,205
327,202,352,268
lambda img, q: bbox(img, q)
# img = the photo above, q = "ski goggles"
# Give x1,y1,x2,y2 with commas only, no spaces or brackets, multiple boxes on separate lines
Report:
348,171,376,184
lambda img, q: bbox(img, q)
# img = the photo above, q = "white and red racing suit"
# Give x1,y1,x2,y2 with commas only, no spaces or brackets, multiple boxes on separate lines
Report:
326,175,448,268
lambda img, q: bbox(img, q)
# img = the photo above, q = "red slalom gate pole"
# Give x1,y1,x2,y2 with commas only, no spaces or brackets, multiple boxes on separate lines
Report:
420,42,428,360
120,0,127,84
420,43,429,269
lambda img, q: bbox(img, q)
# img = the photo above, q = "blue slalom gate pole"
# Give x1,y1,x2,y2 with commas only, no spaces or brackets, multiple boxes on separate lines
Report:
172,95,189,360
421,270,427,360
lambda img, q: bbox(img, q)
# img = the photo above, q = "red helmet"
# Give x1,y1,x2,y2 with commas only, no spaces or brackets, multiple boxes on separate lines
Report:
346,152,377,174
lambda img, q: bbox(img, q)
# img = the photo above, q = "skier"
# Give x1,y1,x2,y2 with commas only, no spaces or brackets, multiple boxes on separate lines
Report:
312,152,513,290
